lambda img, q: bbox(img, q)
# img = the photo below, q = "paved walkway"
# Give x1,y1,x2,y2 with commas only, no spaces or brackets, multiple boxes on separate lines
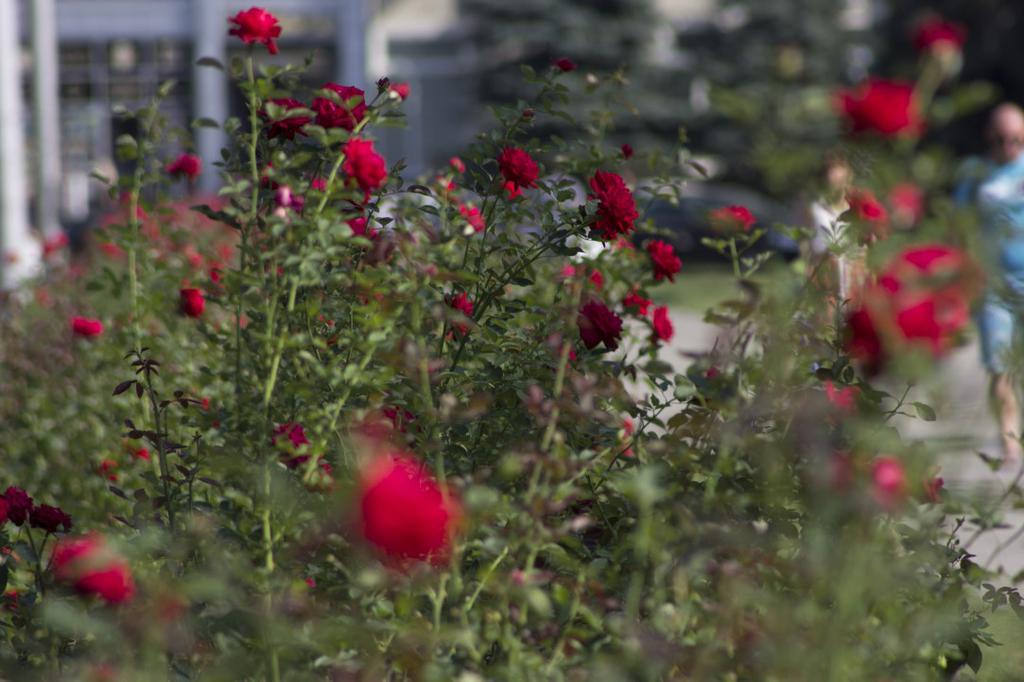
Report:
660,309,1024,580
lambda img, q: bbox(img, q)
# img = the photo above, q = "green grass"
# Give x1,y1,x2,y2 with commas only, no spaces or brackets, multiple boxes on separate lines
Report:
956,608,1024,681
652,261,792,313
651,263,739,312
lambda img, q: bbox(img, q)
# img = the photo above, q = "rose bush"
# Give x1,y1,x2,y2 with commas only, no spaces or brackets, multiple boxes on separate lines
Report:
0,7,1019,680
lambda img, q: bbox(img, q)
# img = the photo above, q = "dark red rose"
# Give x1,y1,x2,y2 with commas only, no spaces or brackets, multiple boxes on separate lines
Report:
923,475,944,503
709,205,756,233
447,292,474,336
342,138,387,195
165,153,201,181
621,143,634,159
52,535,135,604
4,488,31,526
262,98,312,140
553,57,577,72
382,406,416,433
359,454,460,564
588,170,638,241
913,17,966,54
228,7,281,55
646,240,682,282
497,147,539,200
71,316,103,338
622,289,652,316
0,499,7,525
312,83,367,131
837,78,923,138
652,306,674,342
179,288,205,318
846,307,884,368
390,82,410,100
872,456,907,510
272,423,310,450
30,504,72,534
577,300,623,351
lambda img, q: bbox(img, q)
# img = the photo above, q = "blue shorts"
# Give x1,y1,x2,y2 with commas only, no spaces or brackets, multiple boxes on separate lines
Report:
978,299,1017,373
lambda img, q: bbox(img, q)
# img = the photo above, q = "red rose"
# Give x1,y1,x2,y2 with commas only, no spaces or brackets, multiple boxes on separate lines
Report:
621,143,634,159
0,499,7,525
588,170,639,241
889,183,925,226
43,232,69,258
262,98,312,140
448,292,474,336
348,216,378,240
71,316,103,338
847,189,887,223
846,244,977,369
179,288,205,318
912,17,966,54
30,504,73,534
824,381,859,413
450,157,466,173
4,488,31,526
837,78,923,138
498,147,540,199
872,456,907,510
622,289,652,316
52,535,135,604
272,423,310,450
98,459,118,481
652,306,674,342
846,307,884,367
228,7,281,55
646,240,682,282
165,153,201,181
553,57,577,72
390,82,410,100
458,203,486,234
709,205,756,233
359,454,460,564
312,83,367,131
588,270,603,290
342,138,387,195
577,300,623,351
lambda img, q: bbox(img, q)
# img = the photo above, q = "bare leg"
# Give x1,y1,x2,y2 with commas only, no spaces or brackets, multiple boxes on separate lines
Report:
990,373,1023,466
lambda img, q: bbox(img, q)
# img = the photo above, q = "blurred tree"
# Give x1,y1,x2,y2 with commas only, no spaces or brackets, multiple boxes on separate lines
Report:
681,0,875,196
459,0,675,150
877,1,1018,157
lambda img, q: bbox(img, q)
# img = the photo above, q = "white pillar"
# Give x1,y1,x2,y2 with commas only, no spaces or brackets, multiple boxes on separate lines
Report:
30,0,63,241
193,0,228,193
338,0,367,88
0,0,37,290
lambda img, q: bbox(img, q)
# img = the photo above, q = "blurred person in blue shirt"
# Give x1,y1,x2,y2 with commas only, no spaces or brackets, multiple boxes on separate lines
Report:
955,103,1024,465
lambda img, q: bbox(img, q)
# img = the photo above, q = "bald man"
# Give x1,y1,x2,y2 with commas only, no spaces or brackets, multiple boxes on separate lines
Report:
955,103,1024,465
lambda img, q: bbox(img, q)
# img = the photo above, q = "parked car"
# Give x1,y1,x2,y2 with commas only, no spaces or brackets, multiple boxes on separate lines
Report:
635,183,801,261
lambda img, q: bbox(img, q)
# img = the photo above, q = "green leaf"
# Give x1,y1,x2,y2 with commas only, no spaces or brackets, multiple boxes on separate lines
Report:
912,402,937,422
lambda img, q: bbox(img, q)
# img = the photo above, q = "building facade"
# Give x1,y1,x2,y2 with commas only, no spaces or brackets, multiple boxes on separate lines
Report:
17,0,476,225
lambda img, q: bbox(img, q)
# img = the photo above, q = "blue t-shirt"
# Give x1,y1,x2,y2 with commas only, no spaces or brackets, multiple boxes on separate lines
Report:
955,154,1024,288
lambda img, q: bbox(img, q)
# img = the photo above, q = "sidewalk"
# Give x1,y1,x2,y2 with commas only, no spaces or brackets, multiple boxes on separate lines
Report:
660,309,1024,579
